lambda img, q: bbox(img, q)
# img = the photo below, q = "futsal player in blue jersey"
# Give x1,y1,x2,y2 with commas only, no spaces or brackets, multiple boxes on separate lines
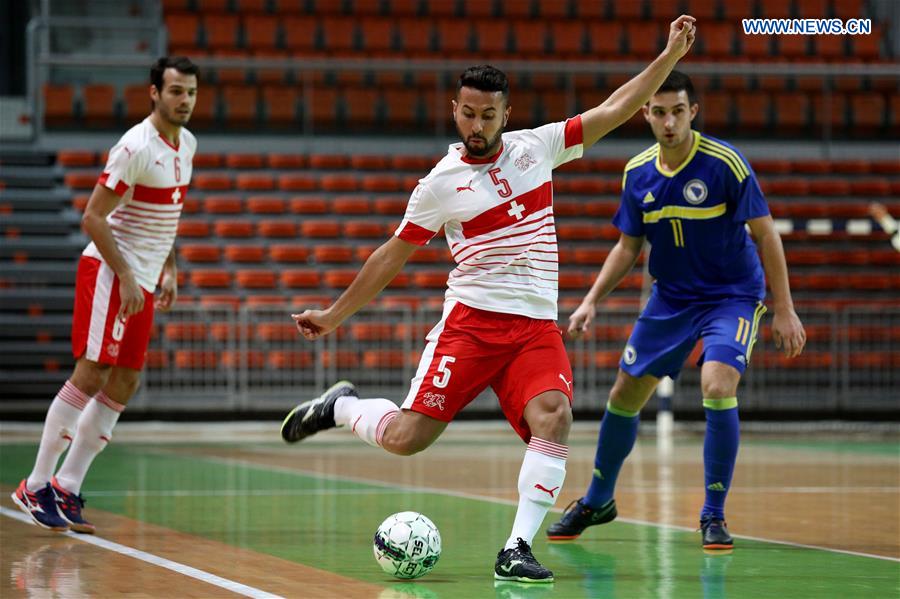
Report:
546,71,807,550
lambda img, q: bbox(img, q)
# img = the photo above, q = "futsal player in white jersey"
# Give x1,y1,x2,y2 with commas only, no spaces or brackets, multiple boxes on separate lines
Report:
12,57,198,534
283,17,696,582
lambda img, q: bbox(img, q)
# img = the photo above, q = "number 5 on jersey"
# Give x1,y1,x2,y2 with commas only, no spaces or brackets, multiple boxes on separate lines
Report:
432,355,456,388
488,168,512,198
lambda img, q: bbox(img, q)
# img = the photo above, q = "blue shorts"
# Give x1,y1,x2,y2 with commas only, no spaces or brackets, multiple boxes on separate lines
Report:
620,293,767,379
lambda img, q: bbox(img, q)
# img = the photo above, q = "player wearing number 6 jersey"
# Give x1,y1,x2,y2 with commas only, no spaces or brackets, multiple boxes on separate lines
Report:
12,57,198,534
282,16,697,583
546,71,807,550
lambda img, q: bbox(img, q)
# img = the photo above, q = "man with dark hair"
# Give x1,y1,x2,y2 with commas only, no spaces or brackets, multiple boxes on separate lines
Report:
546,70,806,550
12,57,198,534
282,17,696,583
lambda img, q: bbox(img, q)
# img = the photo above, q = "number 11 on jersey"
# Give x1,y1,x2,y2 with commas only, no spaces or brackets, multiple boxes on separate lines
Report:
670,218,685,247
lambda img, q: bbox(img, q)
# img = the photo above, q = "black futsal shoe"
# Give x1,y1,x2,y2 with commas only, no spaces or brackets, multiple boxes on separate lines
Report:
494,537,554,583
546,498,617,541
700,516,734,550
281,380,357,443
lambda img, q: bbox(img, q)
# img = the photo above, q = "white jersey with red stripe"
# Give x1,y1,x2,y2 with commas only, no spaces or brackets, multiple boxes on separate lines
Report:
395,116,584,320
83,117,196,292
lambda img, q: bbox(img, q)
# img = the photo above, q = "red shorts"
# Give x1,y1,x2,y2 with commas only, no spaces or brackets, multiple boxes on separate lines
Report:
401,301,574,442
71,256,155,370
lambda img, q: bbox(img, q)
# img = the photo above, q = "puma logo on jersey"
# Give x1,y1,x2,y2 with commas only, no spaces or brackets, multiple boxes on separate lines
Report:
122,146,134,158
558,373,572,391
534,483,559,498
456,179,475,193
154,159,165,168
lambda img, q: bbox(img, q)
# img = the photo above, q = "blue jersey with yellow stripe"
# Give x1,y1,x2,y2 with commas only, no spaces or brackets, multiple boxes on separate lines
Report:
613,130,769,303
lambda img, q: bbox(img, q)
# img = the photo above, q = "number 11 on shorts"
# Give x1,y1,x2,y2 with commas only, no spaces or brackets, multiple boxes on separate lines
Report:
433,356,456,388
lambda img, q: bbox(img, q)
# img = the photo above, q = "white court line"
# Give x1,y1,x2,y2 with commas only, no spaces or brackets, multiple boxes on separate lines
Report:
82,485,900,498
0,506,283,599
173,450,900,564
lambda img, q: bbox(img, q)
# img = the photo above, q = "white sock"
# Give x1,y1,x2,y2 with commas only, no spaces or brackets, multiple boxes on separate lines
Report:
54,392,124,494
26,381,90,491
335,396,399,447
505,437,568,549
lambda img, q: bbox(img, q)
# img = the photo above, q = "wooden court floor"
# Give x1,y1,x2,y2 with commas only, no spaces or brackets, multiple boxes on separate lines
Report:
1,422,898,598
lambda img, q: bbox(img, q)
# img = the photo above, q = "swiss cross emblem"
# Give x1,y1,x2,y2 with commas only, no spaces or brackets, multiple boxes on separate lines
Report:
507,200,525,220
171,187,182,203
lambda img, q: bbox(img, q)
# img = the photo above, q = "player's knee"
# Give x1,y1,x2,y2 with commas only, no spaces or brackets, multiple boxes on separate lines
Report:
608,383,645,414
381,427,432,456
105,369,142,404
701,380,736,400
526,393,572,443
70,359,112,396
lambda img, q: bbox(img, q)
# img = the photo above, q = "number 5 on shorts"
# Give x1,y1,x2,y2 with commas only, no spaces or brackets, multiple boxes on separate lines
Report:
432,356,456,388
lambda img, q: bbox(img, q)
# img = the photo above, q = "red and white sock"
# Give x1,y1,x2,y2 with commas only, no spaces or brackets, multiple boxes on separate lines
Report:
26,381,90,492
334,396,399,448
54,392,124,495
505,437,568,550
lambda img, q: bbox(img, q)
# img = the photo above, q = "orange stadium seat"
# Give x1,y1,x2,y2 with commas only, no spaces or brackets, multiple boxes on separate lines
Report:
850,178,891,196
280,174,318,191
236,172,275,190
359,18,395,53
179,244,220,262
773,92,810,130
268,153,306,169
512,21,547,55
174,350,219,369
225,153,264,169
350,155,390,170
214,219,255,237
257,220,297,237
199,294,241,309
851,25,882,60
362,174,404,192
736,92,771,129
320,174,359,192
309,153,350,169
412,270,446,288
235,270,277,289
558,272,588,290
815,35,848,60
122,84,150,122
322,17,357,53
396,18,433,54
474,22,511,55
165,14,200,49
301,220,342,238
586,23,623,57
289,196,328,213
795,0,828,17
308,87,339,127
550,21,585,56
626,22,663,58
355,245,377,261
811,93,848,132
244,15,279,50
684,0,719,19
177,220,211,237
722,0,755,19
536,0,570,19
777,35,810,59
373,197,407,215
333,196,371,214
246,196,286,214
190,269,232,288
164,323,208,342
611,0,643,19
702,23,734,58
740,32,773,58
57,149,94,167
224,244,266,262
221,85,258,125
344,221,385,238
283,17,319,54
435,19,472,54
314,245,355,263
424,0,456,17
850,94,886,132
832,0,864,18
82,84,116,127
43,84,76,126
362,350,407,369
281,269,321,288
203,195,243,213
268,350,314,369
269,244,311,262
63,172,97,189
193,172,233,190
324,270,358,288
343,88,382,127
202,14,239,50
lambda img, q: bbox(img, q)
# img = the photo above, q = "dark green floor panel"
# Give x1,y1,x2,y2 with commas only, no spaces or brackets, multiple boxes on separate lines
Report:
2,443,897,598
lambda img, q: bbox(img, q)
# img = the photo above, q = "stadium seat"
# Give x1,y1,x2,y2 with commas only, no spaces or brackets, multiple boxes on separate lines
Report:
122,84,150,122
332,196,370,214
321,17,357,52
777,35,810,59
322,269,355,288
740,32,773,58
225,153,264,169
280,269,321,288
701,91,731,130
684,0,719,19
221,85,258,125
269,154,307,169
320,174,359,191
268,350,314,369
235,270,277,289
57,149,94,167
474,22,511,55
193,172,233,190
701,23,735,58
851,25,882,60
736,92,771,130
773,92,811,130
283,16,319,54
269,244,310,262
722,0,755,19
313,245,355,263
246,196,286,214
344,221,385,238
190,269,232,288
214,219,255,237
289,196,328,213
343,87,382,127
512,21,547,55
301,220,342,238
82,84,117,127
850,94,886,132
244,15,279,51
177,220,212,238
44,84,76,126
258,220,297,237
280,174,318,191
174,350,219,369
63,171,97,189
412,270,446,288
550,21,585,56
397,18,433,54
625,23,662,58
235,172,275,190
179,244,220,263
165,13,200,49
350,155,390,170
815,35,848,60
203,195,243,214
164,323,208,342
359,18,395,53
224,245,266,263
202,14,240,50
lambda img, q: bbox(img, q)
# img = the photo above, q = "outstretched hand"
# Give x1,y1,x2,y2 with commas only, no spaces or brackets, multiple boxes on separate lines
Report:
292,309,338,341
567,301,597,339
666,15,697,60
772,309,806,358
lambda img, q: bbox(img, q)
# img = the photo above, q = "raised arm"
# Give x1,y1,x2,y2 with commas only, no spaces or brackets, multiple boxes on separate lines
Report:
581,15,696,148
568,233,645,338
292,236,419,340
747,215,806,358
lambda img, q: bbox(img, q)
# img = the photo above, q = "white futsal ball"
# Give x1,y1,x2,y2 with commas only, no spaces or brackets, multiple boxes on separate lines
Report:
373,511,441,579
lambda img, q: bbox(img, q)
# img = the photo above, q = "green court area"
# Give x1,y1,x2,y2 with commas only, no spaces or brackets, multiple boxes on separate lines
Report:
1,440,897,598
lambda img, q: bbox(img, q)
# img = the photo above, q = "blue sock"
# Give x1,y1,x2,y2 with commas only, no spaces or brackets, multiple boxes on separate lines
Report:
584,401,640,510
702,397,740,520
